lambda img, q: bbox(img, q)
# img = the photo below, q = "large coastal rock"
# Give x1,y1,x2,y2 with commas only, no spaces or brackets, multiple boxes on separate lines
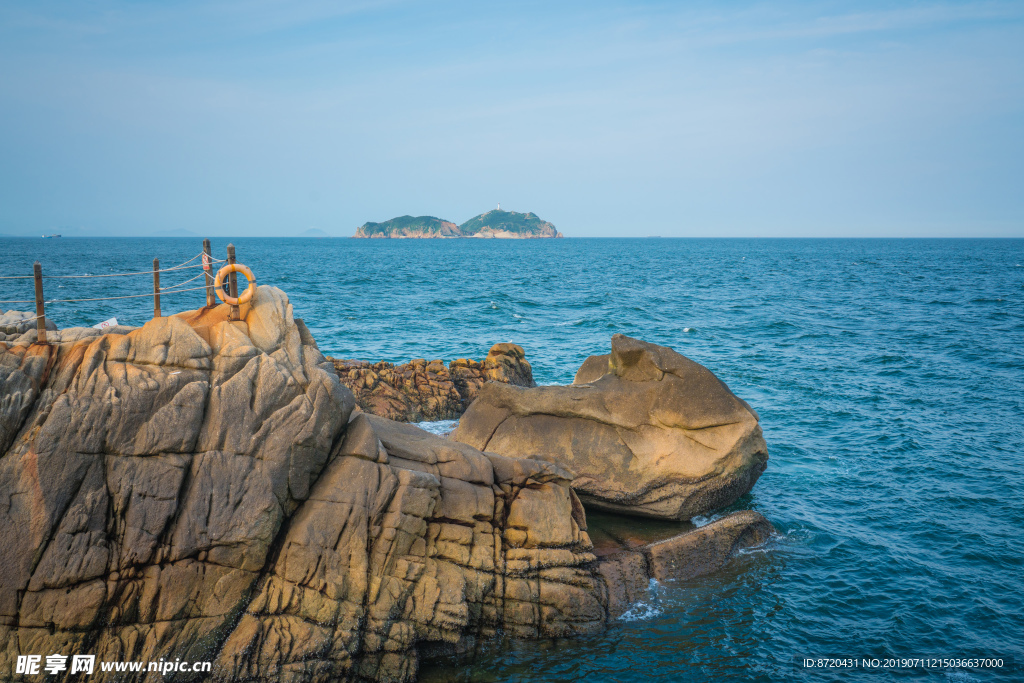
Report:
452,334,769,520
1,297,772,682
329,343,535,422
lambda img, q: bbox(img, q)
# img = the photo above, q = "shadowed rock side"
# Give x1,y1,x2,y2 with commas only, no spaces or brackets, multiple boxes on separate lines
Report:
328,343,535,422
0,299,773,682
452,334,769,521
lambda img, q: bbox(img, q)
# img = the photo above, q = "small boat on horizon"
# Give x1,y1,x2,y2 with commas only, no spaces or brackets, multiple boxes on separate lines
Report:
42,234,61,238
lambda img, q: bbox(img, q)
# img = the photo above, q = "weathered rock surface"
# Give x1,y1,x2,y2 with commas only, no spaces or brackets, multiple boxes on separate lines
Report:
452,334,769,521
329,358,462,422
0,297,773,682
328,343,535,422
0,310,58,336
448,343,535,410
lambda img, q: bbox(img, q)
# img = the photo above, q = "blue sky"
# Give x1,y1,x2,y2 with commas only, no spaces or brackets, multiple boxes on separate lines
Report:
1,1,1022,237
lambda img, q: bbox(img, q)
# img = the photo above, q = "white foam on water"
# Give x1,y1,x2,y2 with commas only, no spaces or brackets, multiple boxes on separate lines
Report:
691,513,725,527
617,579,663,622
944,672,979,682
617,601,663,622
415,419,459,436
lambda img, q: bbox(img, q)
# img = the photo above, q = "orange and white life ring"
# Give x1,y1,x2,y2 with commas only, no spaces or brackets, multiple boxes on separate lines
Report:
214,263,256,305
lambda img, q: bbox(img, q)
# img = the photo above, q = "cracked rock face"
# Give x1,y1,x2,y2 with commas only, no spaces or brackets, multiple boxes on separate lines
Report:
0,286,355,681
452,334,769,521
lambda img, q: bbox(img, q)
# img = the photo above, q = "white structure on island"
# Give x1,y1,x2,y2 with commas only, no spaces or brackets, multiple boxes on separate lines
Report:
497,203,500,211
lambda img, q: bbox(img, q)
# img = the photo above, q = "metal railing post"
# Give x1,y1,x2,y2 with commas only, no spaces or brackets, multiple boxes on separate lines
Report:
33,261,47,344
203,239,214,307
153,258,161,318
227,243,239,320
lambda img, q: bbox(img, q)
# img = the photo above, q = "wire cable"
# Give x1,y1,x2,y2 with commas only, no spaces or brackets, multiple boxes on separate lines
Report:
0,252,215,280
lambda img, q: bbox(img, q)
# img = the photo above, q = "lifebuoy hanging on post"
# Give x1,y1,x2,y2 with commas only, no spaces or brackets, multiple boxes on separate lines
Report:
214,263,256,305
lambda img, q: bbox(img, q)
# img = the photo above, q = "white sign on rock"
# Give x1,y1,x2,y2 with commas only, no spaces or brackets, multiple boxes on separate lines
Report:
93,317,118,330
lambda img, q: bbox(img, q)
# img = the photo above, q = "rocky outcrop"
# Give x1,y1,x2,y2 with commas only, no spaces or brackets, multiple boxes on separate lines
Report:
328,344,535,422
0,296,773,682
448,343,535,410
0,287,356,680
329,358,462,422
452,334,769,521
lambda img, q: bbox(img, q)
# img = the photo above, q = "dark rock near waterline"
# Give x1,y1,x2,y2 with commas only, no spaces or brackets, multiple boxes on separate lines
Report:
452,334,769,521
597,510,775,619
328,343,535,422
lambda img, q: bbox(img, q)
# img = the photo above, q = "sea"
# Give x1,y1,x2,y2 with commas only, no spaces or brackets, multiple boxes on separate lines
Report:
1,237,1022,682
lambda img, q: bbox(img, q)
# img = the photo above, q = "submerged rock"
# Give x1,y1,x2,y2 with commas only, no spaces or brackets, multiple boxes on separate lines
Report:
0,296,772,682
452,334,769,521
329,343,535,422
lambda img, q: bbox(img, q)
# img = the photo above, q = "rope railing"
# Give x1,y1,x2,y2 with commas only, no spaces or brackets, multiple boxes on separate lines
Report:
0,239,251,344
0,252,226,280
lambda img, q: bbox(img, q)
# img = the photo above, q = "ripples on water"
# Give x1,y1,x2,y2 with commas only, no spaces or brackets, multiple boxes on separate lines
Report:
2,237,1022,681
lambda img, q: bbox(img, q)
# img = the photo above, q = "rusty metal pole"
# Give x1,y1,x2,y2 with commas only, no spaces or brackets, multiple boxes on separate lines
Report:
33,261,47,344
203,239,214,307
152,258,161,318
226,243,239,320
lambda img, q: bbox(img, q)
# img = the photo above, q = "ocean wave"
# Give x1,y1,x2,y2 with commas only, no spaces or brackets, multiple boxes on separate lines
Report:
617,579,663,622
414,419,459,436
691,513,726,527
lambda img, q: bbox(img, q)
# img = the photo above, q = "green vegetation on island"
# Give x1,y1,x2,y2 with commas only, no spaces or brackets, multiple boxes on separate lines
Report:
459,210,562,238
352,210,563,239
353,216,461,239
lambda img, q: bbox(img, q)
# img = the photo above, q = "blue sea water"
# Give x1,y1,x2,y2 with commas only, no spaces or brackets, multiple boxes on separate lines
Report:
2,237,1022,682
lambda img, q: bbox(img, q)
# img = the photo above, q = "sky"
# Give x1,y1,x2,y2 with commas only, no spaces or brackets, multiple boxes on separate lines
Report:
0,0,1022,237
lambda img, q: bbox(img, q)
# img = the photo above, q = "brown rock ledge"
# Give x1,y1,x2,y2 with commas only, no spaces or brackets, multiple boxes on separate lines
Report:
328,343,535,422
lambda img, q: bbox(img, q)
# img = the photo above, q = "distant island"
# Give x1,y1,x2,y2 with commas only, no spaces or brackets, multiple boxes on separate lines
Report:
354,216,461,239
353,210,563,239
